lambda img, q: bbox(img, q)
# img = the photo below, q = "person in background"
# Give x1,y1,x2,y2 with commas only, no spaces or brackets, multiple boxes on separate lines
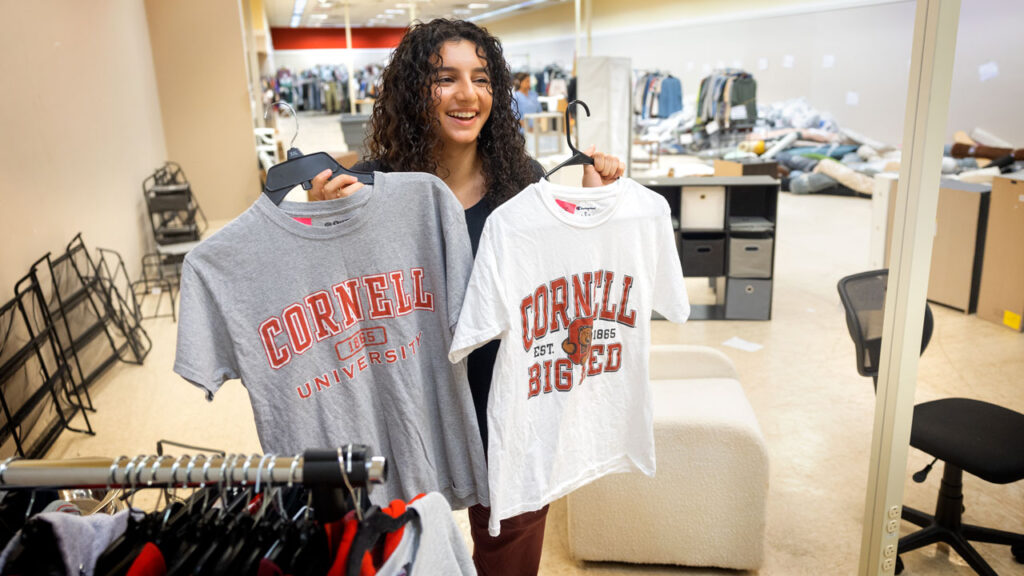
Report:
307,18,624,576
512,72,542,133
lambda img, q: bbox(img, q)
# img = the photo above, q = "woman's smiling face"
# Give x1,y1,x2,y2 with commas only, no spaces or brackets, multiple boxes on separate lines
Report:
432,39,493,148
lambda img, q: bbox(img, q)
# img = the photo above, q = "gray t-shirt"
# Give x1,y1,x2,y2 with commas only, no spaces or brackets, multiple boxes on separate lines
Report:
377,492,476,576
174,171,489,509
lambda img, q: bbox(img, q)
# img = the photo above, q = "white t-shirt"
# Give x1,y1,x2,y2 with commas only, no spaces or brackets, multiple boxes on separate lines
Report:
449,177,690,535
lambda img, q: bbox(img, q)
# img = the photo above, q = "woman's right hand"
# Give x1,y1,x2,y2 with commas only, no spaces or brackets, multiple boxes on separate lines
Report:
308,169,365,201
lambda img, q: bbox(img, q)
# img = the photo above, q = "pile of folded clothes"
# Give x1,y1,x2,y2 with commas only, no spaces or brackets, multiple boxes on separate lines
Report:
634,97,1024,195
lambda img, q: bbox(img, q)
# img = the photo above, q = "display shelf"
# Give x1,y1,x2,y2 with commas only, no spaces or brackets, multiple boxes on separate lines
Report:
639,175,780,320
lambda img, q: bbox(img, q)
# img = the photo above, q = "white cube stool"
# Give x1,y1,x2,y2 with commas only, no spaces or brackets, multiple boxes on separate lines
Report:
567,345,769,570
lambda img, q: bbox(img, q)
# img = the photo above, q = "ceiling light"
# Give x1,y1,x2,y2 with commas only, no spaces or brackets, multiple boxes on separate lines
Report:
290,0,308,27
395,2,413,7
453,8,471,14
468,0,547,22
311,13,328,19
385,8,405,14
468,3,489,8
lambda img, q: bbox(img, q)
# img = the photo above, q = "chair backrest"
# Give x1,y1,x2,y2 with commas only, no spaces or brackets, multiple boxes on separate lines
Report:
836,269,932,386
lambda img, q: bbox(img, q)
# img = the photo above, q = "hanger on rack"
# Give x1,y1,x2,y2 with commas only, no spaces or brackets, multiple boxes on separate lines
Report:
544,99,596,179
339,444,416,576
262,101,374,205
344,506,419,576
0,449,386,576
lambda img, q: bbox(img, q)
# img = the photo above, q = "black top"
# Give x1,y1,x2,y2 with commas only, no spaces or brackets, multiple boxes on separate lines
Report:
352,158,545,448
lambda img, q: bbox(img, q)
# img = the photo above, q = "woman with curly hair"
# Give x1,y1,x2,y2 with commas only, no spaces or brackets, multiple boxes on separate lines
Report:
310,18,623,575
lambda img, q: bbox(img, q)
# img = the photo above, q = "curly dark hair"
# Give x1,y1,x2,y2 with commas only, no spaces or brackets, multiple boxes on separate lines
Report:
366,19,535,207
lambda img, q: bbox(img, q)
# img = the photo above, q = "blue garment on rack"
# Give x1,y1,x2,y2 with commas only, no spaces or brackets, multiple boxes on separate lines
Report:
657,76,683,118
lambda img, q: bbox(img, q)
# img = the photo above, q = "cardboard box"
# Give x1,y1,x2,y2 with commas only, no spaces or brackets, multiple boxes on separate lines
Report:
976,173,1024,331
927,180,990,313
714,159,778,178
331,151,360,169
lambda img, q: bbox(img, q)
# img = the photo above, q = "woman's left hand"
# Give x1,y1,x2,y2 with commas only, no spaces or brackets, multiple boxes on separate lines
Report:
582,145,625,187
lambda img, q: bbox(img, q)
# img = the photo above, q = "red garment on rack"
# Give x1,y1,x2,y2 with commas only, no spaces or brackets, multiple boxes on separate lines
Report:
125,542,166,576
327,496,422,576
257,557,286,576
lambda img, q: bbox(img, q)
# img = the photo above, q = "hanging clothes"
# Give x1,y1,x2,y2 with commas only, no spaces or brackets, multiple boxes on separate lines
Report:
657,75,683,118
174,174,490,510
0,467,475,576
695,69,757,128
449,177,690,536
0,509,132,576
633,72,683,119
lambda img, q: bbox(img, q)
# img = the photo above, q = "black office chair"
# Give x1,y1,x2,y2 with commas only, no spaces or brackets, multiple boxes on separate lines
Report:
838,269,1024,575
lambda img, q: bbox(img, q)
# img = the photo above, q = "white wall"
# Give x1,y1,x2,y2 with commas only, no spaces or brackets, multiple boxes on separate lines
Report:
496,0,1024,147
0,1,167,293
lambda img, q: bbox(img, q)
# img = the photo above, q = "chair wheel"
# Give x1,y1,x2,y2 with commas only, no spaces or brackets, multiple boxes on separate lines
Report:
1012,544,1024,563
895,556,905,574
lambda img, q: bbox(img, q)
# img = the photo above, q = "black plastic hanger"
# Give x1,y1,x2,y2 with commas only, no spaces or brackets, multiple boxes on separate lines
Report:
262,101,374,205
344,506,420,576
543,99,596,179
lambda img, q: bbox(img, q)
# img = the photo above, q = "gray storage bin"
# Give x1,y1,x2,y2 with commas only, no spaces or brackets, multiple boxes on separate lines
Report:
725,278,773,320
339,114,372,157
729,236,773,278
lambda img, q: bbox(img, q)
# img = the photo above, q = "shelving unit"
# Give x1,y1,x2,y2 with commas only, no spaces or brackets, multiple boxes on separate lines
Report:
638,176,780,320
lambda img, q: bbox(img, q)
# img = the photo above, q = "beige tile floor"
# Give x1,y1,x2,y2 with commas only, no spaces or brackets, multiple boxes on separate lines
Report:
44,117,1024,574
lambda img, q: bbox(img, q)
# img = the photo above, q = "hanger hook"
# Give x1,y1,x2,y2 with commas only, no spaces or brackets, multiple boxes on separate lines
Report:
221,453,235,493
265,101,299,149
170,454,188,488
564,99,591,155
168,454,188,504
106,457,125,492
271,455,286,513
253,454,277,524
186,454,202,487
254,454,269,495
339,444,363,521
125,454,147,511
149,455,173,487
201,454,215,489
288,453,302,489
241,454,255,487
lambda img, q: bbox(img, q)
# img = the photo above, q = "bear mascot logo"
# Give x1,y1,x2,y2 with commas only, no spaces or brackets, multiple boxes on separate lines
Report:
561,316,594,383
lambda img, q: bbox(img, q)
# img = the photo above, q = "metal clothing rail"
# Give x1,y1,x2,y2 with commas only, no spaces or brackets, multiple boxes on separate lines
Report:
0,447,387,491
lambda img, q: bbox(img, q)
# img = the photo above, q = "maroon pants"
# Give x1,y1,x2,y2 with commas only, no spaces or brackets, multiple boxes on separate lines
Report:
468,504,549,576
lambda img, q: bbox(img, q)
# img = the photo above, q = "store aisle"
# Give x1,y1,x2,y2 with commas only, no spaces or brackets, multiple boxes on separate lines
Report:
44,191,1023,575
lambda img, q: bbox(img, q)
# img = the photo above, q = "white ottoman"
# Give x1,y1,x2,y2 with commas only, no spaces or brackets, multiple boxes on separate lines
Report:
567,345,769,570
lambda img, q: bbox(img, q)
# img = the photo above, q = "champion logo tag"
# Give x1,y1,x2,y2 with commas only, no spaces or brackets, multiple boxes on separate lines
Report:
555,199,577,214
292,217,313,226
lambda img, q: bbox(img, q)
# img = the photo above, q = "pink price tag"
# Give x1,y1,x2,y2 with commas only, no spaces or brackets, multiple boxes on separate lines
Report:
555,199,577,214
292,217,313,226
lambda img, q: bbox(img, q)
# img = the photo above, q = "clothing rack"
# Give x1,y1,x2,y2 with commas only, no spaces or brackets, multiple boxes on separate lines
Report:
0,447,386,490
633,70,683,120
